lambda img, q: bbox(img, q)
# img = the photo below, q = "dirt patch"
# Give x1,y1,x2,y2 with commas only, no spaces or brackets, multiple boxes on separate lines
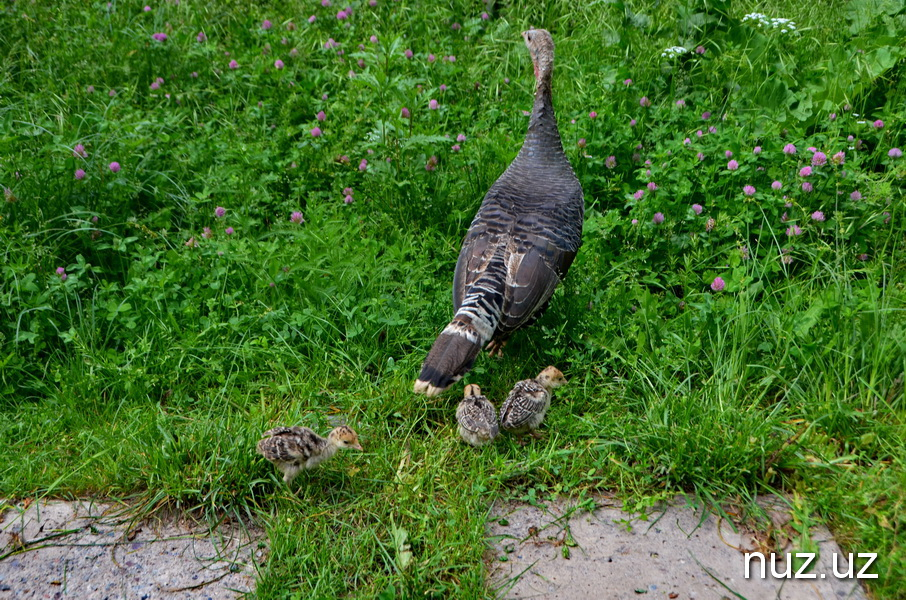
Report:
0,499,263,599
487,495,868,600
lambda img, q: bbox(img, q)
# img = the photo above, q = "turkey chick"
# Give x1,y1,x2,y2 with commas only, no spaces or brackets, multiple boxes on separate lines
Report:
500,366,567,437
257,425,362,483
456,384,499,447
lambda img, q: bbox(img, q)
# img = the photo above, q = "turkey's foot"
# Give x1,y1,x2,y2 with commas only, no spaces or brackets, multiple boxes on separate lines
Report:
486,339,508,357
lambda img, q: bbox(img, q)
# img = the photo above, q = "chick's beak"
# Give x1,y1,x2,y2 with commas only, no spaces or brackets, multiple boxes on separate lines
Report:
351,443,364,451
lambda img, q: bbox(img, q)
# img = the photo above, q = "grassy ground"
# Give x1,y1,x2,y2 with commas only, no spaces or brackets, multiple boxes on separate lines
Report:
1,0,905,598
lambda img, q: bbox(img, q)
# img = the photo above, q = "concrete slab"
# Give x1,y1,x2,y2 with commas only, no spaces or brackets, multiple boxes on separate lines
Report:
0,499,263,599
486,495,869,600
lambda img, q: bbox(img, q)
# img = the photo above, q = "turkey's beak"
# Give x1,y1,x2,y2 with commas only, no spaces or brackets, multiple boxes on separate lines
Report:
351,443,364,451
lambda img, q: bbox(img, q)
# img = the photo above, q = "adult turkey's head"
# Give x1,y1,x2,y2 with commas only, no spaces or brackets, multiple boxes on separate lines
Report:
522,28,554,84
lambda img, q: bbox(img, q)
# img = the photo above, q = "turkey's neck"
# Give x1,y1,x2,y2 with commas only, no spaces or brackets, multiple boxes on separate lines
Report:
522,64,564,157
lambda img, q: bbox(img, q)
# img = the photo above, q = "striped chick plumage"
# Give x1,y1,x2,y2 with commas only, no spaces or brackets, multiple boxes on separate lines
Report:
456,384,499,447
500,366,567,436
256,425,362,483
414,29,583,397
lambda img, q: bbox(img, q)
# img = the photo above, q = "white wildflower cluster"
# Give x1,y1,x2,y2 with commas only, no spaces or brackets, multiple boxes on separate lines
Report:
742,13,798,34
661,46,688,58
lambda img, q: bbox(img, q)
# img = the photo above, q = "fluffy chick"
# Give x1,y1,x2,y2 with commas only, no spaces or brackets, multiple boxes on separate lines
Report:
256,425,362,483
500,366,567,437
456,384,499,447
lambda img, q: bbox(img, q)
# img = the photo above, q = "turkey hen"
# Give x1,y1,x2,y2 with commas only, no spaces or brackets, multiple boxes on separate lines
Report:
414,29,583,397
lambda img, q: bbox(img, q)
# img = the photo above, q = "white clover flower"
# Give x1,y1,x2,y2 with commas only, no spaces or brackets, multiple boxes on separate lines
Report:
661,46,688,58
744,13,798,35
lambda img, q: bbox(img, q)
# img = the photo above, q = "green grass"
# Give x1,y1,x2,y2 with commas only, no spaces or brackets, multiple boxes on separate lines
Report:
2,0,905,597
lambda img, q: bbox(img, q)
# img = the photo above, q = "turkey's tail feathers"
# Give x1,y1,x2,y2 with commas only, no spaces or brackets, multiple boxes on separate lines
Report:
413,316,485,396
415,257,505,396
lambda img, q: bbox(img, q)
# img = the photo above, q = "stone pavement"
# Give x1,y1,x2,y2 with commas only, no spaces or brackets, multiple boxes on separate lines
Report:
0,499,263,600
486,495,869,600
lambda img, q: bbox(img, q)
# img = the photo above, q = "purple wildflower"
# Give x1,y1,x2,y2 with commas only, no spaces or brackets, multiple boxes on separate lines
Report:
697,152,705,161
633,190,645,201
337,10,348,19
691,204,703,215
202,227,213,239
311,127,322,137
589,111,597,119
706,218,715,232
152,32,167,41
404,48,413,59
291,211,305,224
858,253,868,261
783,143,796,155
451,22,461,30
811,211,825,222
86,85,95,93
743,185,756,196
829,113,836,121
429,99,439,110
109,89,117,97
727,160,739,171
359,159,368,171
439,84,447,91
425,155,438,171
631,219,639,225
753,146,762,155
316,111,326,121
683,138,691,146
850,190,862,201
605,156,616,169
799,166,812,177
428,53,436,63
802,182,813,193
225,227,234,235
708,126,717,134
647,182,658,191
640,96,651,107
772,181,783,190
786,225,802,236
197,31,207,42
74,169,86,180
873,119,884,129
73,144,87,158
832,151,845,165
696,130,704,137
370,35,378,43
652,212,665,225
215,206,226,218
452,144,461,152
274,59,284,69
812,152,827,166
889,148,903,158
675,99,685,107
711,277,725,292
701,111,711,120
229,59,239,69
456,133,466,142
108,161,121,173
725,150,733,158
481,12,489,19
630,119,637,127
624,78,632,86
144,5,151,11
308,15,316,23
696,46,706,55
